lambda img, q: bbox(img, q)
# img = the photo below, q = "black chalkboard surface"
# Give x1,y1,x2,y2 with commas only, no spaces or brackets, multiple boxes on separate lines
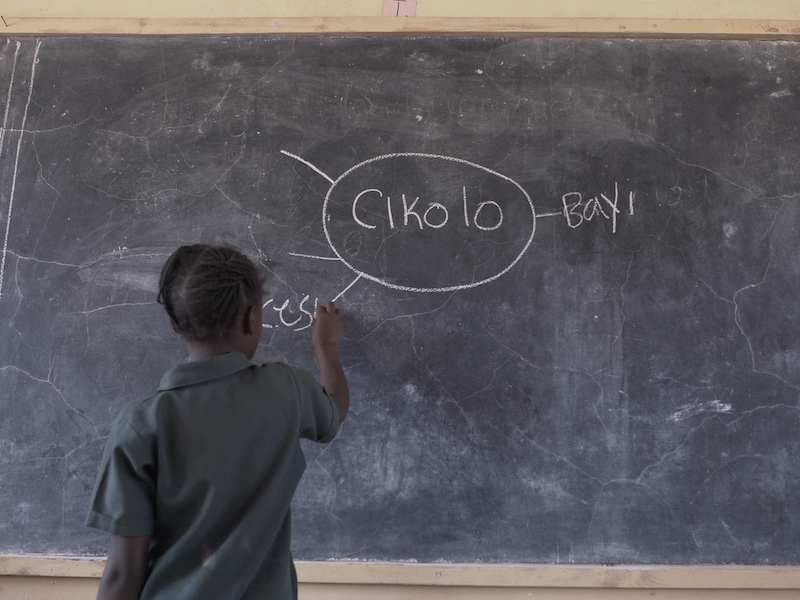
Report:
1,36,800,565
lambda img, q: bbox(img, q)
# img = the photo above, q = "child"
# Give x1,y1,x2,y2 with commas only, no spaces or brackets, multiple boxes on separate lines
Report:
85,244,349,600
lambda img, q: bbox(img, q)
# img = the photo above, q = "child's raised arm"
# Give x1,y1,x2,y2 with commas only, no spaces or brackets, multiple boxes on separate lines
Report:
313,301,350,421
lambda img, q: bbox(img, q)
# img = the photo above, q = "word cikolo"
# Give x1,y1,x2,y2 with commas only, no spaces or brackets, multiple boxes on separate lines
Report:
351,186,504,232
561,183,635,233
263,295,318,331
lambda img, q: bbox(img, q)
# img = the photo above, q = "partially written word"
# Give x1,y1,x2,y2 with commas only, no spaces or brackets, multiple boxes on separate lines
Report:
352,186,504,232
561,183,635,233
263,295,318,331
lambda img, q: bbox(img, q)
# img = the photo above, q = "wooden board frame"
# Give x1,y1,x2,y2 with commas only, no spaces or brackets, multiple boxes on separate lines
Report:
2,556,800,589
0,18,798,594
0,17,799,38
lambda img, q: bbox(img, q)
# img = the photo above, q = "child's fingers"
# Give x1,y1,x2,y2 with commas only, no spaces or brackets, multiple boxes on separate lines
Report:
314,301,341,318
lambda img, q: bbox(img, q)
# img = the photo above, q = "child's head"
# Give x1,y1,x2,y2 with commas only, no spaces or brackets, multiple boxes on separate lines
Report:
157,245,263,343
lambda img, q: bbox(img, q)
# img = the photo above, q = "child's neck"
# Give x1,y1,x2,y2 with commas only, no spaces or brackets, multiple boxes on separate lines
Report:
185,340,243,362
184,332,257,362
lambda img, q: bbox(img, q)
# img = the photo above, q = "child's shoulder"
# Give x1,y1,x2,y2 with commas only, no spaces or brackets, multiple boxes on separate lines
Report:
257,361,317,387
108,390,162,436
256,360,307,379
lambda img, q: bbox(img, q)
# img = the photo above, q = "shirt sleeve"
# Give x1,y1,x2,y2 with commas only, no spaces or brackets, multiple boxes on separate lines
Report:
289,367,341,443
85,409,156,536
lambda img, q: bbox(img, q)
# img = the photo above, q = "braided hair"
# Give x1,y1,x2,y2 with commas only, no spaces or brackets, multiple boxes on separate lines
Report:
157,245,263,341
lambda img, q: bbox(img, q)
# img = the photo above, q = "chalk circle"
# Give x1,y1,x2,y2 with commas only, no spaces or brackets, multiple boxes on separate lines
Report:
323,153,537,293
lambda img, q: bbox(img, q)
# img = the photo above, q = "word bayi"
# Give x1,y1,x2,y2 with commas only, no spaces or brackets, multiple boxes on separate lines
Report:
561,183,635,233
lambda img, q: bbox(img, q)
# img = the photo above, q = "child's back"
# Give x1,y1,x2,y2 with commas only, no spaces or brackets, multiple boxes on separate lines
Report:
86,245,349,600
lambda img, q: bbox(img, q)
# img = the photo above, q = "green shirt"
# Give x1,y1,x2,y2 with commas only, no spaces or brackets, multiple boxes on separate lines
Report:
86,352,340,600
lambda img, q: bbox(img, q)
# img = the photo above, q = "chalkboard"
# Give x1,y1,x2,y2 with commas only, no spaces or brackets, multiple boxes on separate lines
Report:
1,36,800,565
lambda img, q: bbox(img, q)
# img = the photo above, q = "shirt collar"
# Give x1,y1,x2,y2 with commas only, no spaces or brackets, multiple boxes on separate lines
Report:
158,352,254,391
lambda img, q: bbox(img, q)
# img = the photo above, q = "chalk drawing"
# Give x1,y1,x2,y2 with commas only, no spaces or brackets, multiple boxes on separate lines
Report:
280,150,638,303
332,274,363,303
263,294,318,331
0,40,41,299
281,151,538,297
281,150,335,185
287,252,340,261
561,182,635,233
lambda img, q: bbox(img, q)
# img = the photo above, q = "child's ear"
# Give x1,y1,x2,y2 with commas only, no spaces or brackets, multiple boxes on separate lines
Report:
243,304,257,336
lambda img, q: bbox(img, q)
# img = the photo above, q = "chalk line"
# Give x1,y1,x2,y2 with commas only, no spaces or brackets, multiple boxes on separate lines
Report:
280,150,335,185
537,211,562,218
0,41,20,155
332,274,362,302
287,251,341,261
0,39,40,298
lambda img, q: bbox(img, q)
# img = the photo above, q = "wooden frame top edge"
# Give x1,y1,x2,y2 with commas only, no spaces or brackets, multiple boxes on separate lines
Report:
2,556,800,588
0,17,799,39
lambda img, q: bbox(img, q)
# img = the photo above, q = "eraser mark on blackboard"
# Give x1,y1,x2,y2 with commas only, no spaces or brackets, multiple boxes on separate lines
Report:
383,0,417,17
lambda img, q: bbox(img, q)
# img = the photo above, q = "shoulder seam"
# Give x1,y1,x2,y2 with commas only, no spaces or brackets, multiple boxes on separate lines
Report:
115,392,160,448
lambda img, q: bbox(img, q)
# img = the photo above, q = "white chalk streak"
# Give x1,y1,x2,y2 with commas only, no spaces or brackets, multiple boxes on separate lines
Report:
79,301,156,315
1,40,41,298
280,150,335,185
668,400,733,422
537,211,562,218
332,274,362,302
287,252,341,261
0,41,21,154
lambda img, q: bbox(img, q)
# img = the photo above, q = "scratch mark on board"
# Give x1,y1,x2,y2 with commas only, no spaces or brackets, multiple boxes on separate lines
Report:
1,39,41,298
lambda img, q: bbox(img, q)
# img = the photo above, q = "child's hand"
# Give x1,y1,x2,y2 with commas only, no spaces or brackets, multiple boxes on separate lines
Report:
313,301,344,353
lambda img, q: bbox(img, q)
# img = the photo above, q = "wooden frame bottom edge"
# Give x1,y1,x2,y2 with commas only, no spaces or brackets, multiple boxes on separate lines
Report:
1,556,800,589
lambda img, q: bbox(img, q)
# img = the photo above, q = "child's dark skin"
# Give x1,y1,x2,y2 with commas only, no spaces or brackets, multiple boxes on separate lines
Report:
96,301,348,600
